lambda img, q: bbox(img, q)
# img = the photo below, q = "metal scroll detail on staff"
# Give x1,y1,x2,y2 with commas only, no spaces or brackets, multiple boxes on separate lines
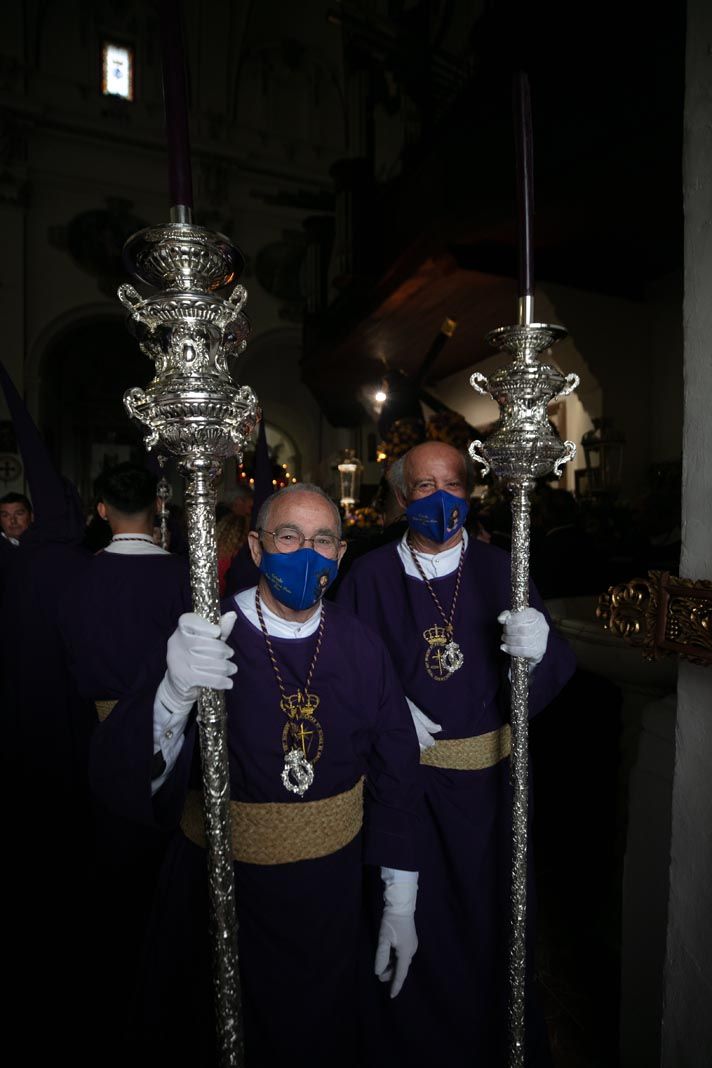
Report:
156,459,173,551
468,72,579,1068
116,3,259,1064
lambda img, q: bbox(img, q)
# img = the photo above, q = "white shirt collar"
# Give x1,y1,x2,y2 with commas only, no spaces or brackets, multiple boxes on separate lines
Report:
104,534,168,556
235,586,322,639
397,529,468,580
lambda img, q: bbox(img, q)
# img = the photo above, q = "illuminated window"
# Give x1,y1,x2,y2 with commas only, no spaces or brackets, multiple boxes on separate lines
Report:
102,42,134,100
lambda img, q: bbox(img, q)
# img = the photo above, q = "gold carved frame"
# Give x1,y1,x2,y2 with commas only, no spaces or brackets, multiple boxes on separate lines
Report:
597,571,712,667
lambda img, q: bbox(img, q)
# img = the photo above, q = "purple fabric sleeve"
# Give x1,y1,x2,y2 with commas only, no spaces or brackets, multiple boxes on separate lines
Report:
88,653,196,832
362,640,422,871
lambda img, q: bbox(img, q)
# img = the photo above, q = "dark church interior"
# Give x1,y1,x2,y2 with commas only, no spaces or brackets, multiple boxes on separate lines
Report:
1,2,710,1066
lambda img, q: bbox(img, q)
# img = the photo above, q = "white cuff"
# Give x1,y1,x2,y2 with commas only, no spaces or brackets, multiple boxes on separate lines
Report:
156,672,196,717
381,867,419,888
150,682,192,795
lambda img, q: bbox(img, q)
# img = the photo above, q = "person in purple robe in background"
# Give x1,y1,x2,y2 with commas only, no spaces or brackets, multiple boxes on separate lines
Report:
89,483,422,1068
0,490,33,596
0,359,96,1063
0,359,91,788
58,462,192,1058
335,442,577,1068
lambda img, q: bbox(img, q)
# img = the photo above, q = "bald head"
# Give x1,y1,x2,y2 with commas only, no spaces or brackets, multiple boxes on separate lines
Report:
255,483,342,537
389,442,473,506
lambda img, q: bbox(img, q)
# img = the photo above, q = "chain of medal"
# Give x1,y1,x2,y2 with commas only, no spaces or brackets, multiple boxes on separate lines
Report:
255,589,325,797
408,538,466,682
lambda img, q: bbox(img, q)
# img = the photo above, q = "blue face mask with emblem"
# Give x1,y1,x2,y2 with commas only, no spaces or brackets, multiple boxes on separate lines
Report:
406,489,469,545
259,547,339,611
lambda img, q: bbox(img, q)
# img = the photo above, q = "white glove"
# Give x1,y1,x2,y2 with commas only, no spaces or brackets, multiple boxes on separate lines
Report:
375,868,418,998
406,698,441,752
498,607,549,667
158,611,238,715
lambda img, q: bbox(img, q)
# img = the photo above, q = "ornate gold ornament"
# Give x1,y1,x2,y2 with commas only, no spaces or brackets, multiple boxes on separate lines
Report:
597,571,712,666
423,625,464,680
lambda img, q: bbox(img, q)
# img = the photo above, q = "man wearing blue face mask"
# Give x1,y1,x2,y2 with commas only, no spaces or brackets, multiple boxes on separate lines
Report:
335,442,576,1068
88,482,421,1068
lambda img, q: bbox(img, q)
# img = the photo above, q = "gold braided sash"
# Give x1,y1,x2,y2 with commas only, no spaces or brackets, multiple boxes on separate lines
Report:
95,700,118,723
180,778,364,866
420,724,511,771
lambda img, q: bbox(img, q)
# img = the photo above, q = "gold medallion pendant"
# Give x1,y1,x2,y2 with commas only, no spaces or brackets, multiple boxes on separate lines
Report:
279,690,325,796
255,589,329,797
423,625,464,681
408,538,466,683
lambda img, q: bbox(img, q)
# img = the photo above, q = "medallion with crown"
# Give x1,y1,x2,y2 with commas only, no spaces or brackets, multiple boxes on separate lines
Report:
279,690,324,796
423,625,464,681
280,689,320,718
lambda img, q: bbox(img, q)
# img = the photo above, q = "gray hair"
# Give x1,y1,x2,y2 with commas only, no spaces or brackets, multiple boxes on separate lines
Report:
387,446,476,498
255,482,342,537
387,456,408,497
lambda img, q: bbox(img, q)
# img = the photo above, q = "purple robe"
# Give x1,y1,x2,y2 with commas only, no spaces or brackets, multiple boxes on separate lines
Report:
0,356,91,787
0,365,94,1062
89,596,421,1067
57,549,193,1048
60,550,192,702
335,538,576,1067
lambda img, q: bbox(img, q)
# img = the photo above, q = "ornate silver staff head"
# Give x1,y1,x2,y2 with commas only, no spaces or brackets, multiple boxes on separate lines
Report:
120,222,260,471
469,321,578,484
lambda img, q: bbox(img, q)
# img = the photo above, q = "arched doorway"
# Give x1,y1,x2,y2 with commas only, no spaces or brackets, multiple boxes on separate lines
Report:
38,316,153,506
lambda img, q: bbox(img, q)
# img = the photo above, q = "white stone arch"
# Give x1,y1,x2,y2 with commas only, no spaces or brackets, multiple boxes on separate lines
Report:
25,301,125,422
236,326,323,482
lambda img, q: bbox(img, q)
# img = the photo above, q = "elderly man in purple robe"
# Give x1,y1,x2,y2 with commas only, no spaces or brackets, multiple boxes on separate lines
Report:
335,441,576,1067
89,482,421,1068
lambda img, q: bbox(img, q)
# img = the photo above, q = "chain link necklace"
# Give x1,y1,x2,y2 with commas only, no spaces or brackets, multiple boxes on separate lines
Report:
407,537,466,681
255,587,326,796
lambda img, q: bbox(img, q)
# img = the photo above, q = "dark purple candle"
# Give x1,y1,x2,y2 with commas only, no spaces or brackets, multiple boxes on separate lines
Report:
513,72,534,298
159,0,193,212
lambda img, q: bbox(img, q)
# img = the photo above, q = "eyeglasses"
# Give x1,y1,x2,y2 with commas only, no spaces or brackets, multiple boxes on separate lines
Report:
261,527,342,559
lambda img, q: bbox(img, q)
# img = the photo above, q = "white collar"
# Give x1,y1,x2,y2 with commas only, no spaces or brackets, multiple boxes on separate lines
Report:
1,531,20,547
235,586,322,639
105,534,168,556
397,529,468,580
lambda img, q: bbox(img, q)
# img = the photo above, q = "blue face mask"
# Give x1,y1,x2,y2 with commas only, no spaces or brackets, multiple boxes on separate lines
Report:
406,489,469,545
259,547,339,611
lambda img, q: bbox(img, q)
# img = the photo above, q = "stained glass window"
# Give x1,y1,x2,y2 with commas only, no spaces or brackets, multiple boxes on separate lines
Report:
102,42,134,101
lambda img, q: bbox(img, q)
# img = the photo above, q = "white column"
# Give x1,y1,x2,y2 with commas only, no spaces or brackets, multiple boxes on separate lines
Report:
661,0,712,1061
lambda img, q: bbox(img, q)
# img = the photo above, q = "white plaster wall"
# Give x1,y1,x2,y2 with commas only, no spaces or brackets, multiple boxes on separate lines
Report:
661,0,712,1062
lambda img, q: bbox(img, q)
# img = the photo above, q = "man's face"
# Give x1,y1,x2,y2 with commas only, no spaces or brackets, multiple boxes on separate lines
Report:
248,491,346,567
404,444,467,505
0,502,32,539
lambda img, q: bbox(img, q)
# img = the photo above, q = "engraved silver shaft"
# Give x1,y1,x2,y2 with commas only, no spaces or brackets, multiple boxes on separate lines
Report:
185,462,243,1066
469,319,578,1067
507,480,533,1067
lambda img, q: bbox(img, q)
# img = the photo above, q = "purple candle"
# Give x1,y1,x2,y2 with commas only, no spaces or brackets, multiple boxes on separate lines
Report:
159,0,193,213
513,72,534,301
